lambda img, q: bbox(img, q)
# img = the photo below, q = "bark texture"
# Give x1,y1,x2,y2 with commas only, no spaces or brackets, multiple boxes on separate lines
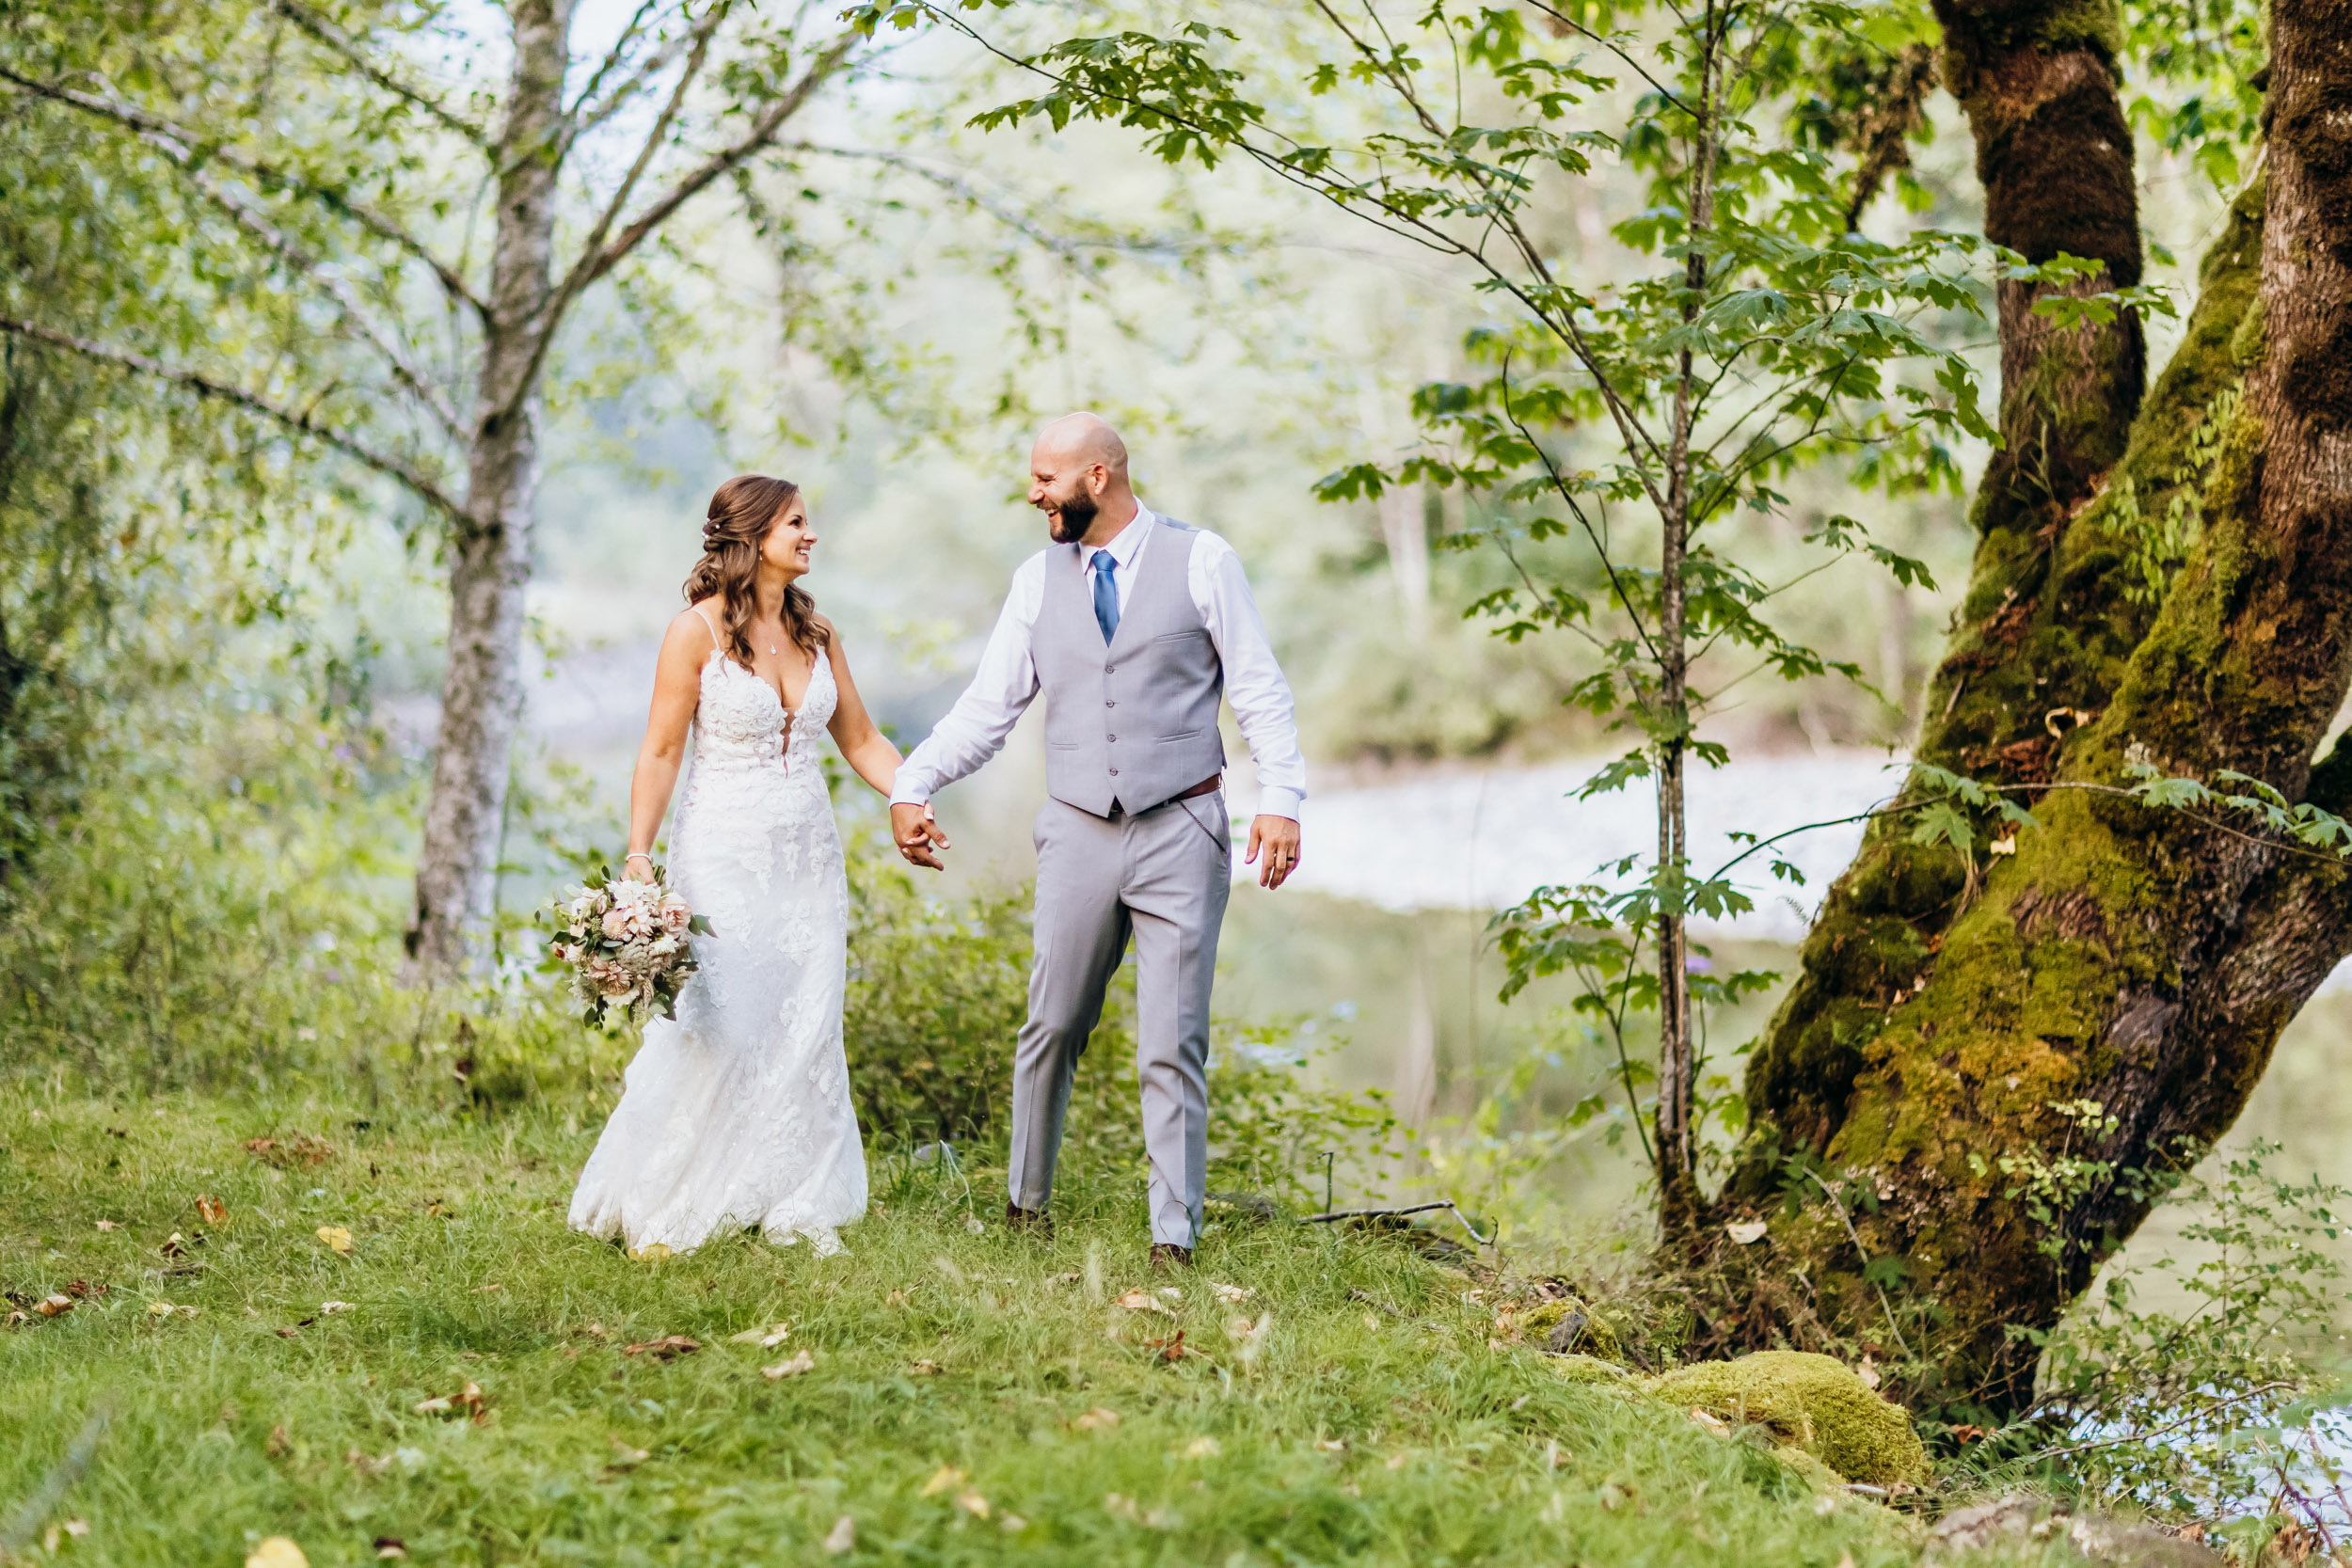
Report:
405,0,572,974
1715,0,2352,1416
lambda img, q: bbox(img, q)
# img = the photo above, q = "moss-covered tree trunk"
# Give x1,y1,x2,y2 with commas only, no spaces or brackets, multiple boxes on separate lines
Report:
1708,0,2352,1415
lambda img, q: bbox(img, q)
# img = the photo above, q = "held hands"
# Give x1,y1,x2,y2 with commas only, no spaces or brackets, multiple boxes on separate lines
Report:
890,801,951,871
624,852,659,885
1246,815,1301,891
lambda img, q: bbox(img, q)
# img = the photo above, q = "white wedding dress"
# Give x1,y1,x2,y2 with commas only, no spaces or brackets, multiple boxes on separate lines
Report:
568,628,867,1255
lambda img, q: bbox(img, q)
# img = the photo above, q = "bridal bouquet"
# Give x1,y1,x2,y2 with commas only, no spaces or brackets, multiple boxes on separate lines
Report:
545,864,711,1026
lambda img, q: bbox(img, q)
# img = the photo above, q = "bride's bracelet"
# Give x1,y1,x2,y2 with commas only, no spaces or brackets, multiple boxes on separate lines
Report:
625,851,653,866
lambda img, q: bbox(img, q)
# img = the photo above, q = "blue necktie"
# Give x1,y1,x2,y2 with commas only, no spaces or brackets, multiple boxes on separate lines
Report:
1091,549,1120,644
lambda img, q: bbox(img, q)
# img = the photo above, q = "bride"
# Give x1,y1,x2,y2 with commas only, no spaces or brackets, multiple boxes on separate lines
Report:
568,474,902,1256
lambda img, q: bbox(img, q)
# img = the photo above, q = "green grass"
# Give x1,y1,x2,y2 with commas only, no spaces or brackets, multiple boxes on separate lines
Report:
0,1088,2057,1566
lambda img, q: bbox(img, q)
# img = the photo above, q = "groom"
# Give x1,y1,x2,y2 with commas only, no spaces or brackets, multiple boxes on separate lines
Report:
889,414,1306,1266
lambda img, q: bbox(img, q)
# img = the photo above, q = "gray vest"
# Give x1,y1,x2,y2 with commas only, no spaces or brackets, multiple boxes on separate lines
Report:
1033,515,1227,817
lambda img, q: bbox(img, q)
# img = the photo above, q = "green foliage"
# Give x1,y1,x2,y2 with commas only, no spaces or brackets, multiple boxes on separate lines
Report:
2001,1142,2350,1522
843,851,1039,1149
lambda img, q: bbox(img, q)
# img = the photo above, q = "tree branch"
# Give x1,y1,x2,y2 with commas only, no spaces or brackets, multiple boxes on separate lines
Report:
0,317,462,521
579,31,859,291
490,27,859,429
0,68,486,317
268,0,492,148
561,1,720,159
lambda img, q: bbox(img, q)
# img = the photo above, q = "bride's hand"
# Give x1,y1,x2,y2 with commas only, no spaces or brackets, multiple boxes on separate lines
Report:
625,852,659,884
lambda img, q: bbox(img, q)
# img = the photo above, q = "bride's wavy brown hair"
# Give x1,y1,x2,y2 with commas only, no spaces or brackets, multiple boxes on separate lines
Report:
682,475,828,665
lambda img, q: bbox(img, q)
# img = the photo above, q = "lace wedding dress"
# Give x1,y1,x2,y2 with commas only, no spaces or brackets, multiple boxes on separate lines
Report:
568,629,867,1255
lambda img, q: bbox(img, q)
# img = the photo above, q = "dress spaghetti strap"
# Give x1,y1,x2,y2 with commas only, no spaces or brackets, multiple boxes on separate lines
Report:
690,603,721,654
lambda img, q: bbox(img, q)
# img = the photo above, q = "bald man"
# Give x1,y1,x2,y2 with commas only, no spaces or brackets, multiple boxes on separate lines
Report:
888,413,1307,1267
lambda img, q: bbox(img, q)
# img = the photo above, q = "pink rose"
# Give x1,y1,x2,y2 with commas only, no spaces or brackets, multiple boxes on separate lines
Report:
601,908,633,941
660,897,692,934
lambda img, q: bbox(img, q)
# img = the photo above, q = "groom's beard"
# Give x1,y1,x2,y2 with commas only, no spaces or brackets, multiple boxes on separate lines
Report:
1047,492,1098,544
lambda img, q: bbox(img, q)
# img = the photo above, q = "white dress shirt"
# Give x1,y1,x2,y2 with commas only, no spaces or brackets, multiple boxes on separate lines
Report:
891,504,1307,819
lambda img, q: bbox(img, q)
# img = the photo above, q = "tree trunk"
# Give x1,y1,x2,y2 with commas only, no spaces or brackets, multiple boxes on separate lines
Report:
1715,0,2352,1417
405,0,573,976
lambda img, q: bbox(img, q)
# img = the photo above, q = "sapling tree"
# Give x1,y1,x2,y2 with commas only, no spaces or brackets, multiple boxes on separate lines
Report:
856,0,2002,1233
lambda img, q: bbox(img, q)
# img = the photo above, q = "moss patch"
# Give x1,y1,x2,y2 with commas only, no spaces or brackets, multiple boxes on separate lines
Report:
1645,1352,1928,1486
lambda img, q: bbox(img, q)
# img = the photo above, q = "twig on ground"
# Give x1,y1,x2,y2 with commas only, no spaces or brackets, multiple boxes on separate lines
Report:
1301,1200,1495,1247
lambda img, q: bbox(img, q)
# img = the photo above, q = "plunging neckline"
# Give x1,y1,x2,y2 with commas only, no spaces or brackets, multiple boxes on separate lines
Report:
707,644,819,724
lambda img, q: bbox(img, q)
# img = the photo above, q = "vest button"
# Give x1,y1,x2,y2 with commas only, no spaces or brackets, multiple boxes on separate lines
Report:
1108,735,1118,743
1109,768,1120,776
1105,700,1116,708
1104,663,1116,673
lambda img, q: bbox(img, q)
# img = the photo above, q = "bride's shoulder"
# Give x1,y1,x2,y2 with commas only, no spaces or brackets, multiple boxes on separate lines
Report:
665,602,724,655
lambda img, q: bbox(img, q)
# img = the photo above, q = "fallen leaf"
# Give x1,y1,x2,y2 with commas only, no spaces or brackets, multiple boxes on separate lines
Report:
920,1465,966,1497
1155,1286,1182,1302
147,1301,177,1318
1045,1272,1082,1290
1183,1436,1220,1458
821,1515,855,1555
954,1490,991,1520
373,1539,407,1560
1000,1513,1027,1533
1073,1408,1120,1432
963,1215,987,1235
1209,1282,1254,1304
1689,1407,1731,1438
1949,1423,1990,1445
1988,833,2017,857
315,1227,354,1256
608,1439,649,1467
413,1380,485,1419
1114,1289,1173,1315
1386,1451,1408,1471
1316,1438,1347,1453
471,1282,502,1293
1223,1314,1254,1339
1855,1356,1882,1391
197,1196,229,1225
763,1349,816,1379
728,1322,791,1347
276,1327,302,1339
623,1336,701,1360
61,1520,88,1538
160,1233,188,1258
246,1538,309,1568
908,1359,943,1376
3,1311,25,1326
884,1289,911,1307
37,1293,73,1317
1145,1330,1191,1363
320,1301,354,1315
629,1243,674,1263
1724,1219,1769,1245
95,1220,117,1232
266,1425,291,1457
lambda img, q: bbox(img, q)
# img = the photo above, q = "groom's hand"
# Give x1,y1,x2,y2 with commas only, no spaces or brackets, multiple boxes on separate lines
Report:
891,801,950,871
1245,815,1301,890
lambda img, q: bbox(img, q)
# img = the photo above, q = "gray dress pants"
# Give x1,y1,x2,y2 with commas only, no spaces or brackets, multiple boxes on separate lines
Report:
1009,789,1231,1246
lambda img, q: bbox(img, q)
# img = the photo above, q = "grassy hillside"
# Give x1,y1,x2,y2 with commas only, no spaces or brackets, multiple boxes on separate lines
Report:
0,1090,2061,1566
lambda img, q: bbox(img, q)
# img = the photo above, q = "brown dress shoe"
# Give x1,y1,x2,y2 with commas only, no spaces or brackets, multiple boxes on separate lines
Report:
1005,1202,1053,1240
1149,1243,1194,1271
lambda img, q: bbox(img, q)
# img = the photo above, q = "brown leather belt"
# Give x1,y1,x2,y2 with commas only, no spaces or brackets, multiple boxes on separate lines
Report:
1174,773,1223,800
